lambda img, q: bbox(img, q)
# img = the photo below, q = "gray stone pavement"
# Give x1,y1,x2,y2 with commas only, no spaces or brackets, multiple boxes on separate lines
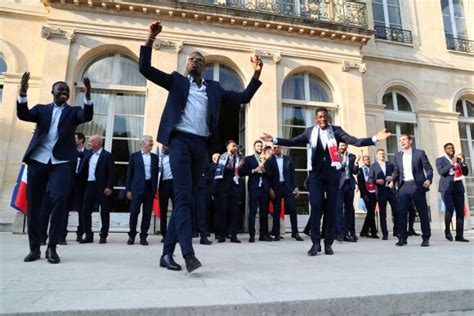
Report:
1,230,473,315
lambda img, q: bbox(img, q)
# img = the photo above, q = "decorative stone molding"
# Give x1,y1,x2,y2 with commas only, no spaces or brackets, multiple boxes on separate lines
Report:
152,39,183,53
40,26,75,42
341,60,366,73
254,50,281,64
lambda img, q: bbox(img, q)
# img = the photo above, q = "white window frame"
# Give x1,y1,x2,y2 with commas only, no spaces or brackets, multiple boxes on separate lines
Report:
373,0,403,29
443,0,467,38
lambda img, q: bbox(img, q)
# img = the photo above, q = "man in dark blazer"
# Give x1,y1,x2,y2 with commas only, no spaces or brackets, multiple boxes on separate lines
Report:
80,135,115,244
214,140,243,243
262,107,390,256
126,135,159,246
335,142,359,242
139,21,262,273
436,143,469,242
239,140,272,242
369,148,398,240
392,134,433,247
17,72,93,264
264,144,302,241
158,145,174,242
358,155,378,238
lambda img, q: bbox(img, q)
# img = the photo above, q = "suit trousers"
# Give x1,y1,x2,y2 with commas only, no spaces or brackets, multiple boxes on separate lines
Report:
128,180,154,240
159,179,174,237
273,183,297,237
441,181,465,237
215,185,240,238
397,181,431,240
163,132,208,258
26,160,72,250
360,193,377,236
248,187,270,237
193,179,209,239
82,181,112,239
377,189,399,237
336,180,355,236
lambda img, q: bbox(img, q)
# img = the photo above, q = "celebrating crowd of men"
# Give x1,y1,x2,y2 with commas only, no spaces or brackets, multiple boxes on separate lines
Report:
16,20,469,271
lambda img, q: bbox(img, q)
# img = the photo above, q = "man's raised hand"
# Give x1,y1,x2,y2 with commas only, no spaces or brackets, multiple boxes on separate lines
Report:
376,128,391,141
149,20,162,37
83,77,91,100
20,72,30,95
260,133,273,142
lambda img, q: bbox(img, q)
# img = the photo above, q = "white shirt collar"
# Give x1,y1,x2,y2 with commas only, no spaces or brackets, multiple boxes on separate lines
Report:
188,76,206,86
93,148,103,156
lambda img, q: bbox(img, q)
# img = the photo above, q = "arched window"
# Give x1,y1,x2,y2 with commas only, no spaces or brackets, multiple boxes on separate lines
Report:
0,55,7,106
456,97,474,215
281,73,335,220
203,63,245,153
383,91,417,162
75,53,146,212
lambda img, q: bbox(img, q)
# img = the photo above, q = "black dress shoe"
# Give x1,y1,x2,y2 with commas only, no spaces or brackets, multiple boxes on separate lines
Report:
184,254,202,273
217,237,226,243
40,240,47,246
127,237,135,245
79,238,93,244
396,239,407,246
140,239,149,246
421,239,430,247
259,235,273,242
24,250,41,262
45,246,60,264
230,237,241,243
343,235,355,242
292,233,304,241
455,236,469,242
307,244,321,256
76,236,83,243
324,245,334,255
445,231,453,241
58,240,67,245
360,232,369,238
160,254,182,271
273,236,280,241
336,235,343,242
249,236,255,243
370,234,380,239
382,235,388,240
99,237,107,244
408,229,420,236
200,238,213,245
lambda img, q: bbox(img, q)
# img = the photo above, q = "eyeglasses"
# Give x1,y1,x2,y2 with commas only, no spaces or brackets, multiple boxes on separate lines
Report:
187,55,205,63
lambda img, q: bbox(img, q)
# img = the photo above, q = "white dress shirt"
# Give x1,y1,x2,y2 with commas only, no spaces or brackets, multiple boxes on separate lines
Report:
76,147,85,174
402,150,414,181
175,77,210,137
276,155,285,182
161,154,173,180
142,151,152,180
87,148,103,181
319,129,328,150
254,154,262,187
378,161,386,176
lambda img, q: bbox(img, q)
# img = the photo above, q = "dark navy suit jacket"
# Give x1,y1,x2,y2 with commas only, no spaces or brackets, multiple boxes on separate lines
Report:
17,101,93,163
264,155,298,192
125,151,159,195
139,46,262,148
276,125,375,180
357,167,374,198
369,161,396,194
436,156,468,193
392,149,433,190
214,156,242,194
239,154,269,193
339,153,358,190
82,149,115,194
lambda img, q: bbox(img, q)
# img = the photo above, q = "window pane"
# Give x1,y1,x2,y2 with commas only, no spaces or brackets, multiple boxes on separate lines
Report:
0,57,6,73
111,139,140,162
372,2,385,25
75,91,111,114
456,100,463,115
383,93,394,110
400,123,415,135
296,193,309,215
114,164,128,187
440,0,449,11
387,5,402,28
113,116,143,138
470,124,474,139
295,171,308,191
385,121,397,134
202,66,214,81
282,106,306,126
286,148,307,170
466,100,474,117
86,55,114,84
115,94,145,115
396,93,412,112
461,140,469,157
282,126,306,139
308,75,331,102
77,114,107,137
459,122,467,139
443,15,453,36
282,75,305,100
112,188,129,212
455,18,466,38
115,56,146,86
219,64,244,92
386,135,399,156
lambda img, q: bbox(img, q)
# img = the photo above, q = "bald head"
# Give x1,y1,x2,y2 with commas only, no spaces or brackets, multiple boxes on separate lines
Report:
88,135,103,152
141,135,154,153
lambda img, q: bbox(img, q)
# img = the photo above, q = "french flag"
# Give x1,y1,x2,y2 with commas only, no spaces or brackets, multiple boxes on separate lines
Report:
11,164,28,214
152,192,160,217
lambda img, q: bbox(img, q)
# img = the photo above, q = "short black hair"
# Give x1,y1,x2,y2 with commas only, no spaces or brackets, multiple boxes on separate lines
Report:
400,133,412,140
339,141,347,145
225,139,237,147
444,142,454,149
376,148,385,153
75,132,85,143
315,107,329,116
253,140,263,147
52,81,69,90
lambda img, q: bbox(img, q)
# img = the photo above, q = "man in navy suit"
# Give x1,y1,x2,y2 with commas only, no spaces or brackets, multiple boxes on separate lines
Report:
158,145,174,242
17,72,93,264
436,143,469,242
262,107,390,256
239,140,272,242
126,135,159,246
369,148,398,240
139,21,262,273
392,134,433,247
264,144,302,241
335,142,359,242
214,140,243,243
358,155,378,238
80,135,115,244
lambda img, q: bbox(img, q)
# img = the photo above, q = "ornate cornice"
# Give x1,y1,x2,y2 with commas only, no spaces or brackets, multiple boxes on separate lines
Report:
152,39,183,52
41,26,75,42
341,60,366,73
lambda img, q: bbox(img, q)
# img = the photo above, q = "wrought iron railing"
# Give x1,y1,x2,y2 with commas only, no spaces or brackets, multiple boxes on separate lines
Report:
445,36,473,53
178,0,368,28
374,25,412,44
